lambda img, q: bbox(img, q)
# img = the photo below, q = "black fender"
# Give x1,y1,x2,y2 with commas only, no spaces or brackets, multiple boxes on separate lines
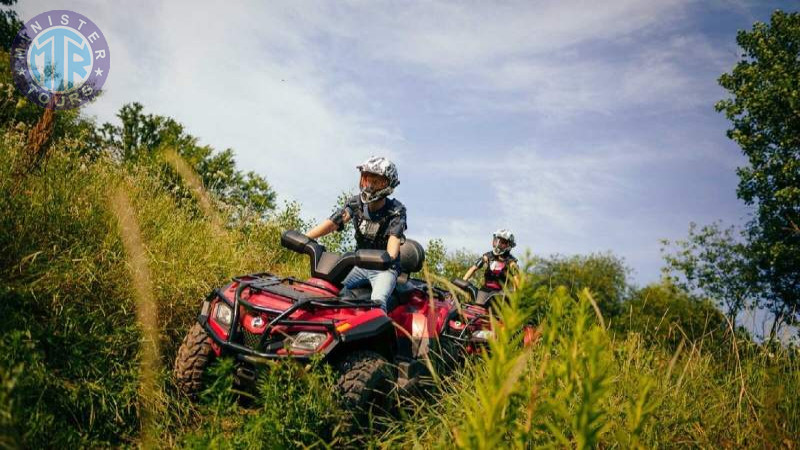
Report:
327,315,397,362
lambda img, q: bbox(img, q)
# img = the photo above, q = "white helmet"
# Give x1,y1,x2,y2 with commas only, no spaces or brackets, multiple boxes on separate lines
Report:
356,156,399,203
492,228,516,255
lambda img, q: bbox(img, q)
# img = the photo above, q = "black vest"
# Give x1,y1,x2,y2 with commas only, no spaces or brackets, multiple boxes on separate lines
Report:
349,197,406,250
482,252,517,288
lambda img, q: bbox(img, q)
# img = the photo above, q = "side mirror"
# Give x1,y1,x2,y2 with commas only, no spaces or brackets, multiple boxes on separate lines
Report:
355,250,393,271
281,230,312,253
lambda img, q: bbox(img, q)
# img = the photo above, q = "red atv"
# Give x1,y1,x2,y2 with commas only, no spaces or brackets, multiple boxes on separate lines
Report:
447,278,540,351
173,230,491,414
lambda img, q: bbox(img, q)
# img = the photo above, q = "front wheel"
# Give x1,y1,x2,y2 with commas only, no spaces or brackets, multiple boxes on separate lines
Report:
432,335,465,373
335,351,394,427
174,323,215,398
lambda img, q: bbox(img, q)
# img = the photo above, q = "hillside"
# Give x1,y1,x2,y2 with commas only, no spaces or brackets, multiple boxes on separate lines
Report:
1,52,798,448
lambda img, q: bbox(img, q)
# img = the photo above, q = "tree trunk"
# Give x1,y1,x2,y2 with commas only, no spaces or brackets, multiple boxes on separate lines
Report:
14,96,57,178
767,305,785,344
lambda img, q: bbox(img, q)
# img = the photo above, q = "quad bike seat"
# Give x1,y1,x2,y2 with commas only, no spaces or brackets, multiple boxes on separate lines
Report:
476,288,503,306
339,238,426,308
281,230,393,285
341,287,411,313
396,238,425,278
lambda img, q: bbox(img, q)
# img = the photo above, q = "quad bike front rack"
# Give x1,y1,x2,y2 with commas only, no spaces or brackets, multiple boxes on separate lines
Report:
198,272,381,362
442,308,491,344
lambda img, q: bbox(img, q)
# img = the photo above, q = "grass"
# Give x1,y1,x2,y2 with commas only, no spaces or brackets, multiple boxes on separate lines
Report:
374,282,800,448
0,130,308,447
1,125,798,448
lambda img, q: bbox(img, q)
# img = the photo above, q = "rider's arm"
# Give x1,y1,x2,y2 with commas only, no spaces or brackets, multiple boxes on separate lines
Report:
462,265,478,281
387,235,401,259
464,254,488,280
385,205,407,260
306,219,338,239
309,201,354,239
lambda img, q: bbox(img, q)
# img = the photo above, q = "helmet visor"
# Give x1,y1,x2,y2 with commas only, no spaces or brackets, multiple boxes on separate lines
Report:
493,237,511,249
360,172,389,192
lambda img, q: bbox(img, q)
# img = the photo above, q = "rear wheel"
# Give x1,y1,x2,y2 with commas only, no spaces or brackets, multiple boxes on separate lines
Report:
174,323,215,398
335,351,394,427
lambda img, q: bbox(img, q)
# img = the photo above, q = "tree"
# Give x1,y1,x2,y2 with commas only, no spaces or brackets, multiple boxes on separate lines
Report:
424,238,446,275
618,280,727,352
98,102,276,217
0,0,21,52
716,10,800,336
421,239,481,285
661,222,758,325
529,253,629,320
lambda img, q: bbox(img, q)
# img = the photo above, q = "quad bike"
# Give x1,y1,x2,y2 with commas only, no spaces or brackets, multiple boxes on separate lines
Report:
173,230,495,418
447,278,540,350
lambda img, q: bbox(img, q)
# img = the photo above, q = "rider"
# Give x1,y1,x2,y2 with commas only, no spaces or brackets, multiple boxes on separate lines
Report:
462,229,519,292
306,156,406,311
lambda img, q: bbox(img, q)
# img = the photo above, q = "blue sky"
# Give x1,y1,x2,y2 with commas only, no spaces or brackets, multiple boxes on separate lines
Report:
16,0,798,288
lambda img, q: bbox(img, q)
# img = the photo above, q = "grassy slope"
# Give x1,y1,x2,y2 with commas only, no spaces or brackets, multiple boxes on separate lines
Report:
0,131,309,447
380,285,800,448
1,126,798,448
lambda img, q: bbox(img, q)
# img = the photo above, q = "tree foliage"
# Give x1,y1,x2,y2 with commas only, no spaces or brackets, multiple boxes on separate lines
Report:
529,253,630,319
661,222,758,325
716,10,800,331
318,191,355,253
98,102,277,217
617,281,728,351
0,0,21,52
424,239,481,283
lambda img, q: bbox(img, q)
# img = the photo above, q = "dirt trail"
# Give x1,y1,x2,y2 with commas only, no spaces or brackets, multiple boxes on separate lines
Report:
109,187,160,449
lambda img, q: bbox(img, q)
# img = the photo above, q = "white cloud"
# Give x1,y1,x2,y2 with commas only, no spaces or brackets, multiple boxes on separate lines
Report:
415,217,486,253
133,2,407,218
321,0,692,69
13,0,753,285
494,145,640,236
18,0,724,219
295,0,725,121
18,1,405,220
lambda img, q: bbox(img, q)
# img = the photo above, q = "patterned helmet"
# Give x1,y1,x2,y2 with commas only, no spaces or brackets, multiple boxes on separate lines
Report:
356,156,399,203
492,228,516,255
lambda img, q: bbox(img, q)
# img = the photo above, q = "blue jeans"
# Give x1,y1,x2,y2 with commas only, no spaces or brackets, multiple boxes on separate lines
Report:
341,266,398,310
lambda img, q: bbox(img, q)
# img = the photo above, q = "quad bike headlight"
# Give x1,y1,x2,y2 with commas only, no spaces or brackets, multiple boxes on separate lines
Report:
472,329,495,341
214,302,233,327
285,332,327,351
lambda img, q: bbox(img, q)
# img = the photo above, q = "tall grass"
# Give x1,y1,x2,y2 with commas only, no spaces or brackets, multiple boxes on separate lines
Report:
0,130,310,447
181,357,346,449
1,125,798,448
375,269,799,448
1,131,141,447
108,185,162,447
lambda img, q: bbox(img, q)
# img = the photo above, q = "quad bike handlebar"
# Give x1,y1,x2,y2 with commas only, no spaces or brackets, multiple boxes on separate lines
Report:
280,229,316,253
280,230,394,285
451,278,478,301
451,277,507,309
354,249,395,270
451,278,474,292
